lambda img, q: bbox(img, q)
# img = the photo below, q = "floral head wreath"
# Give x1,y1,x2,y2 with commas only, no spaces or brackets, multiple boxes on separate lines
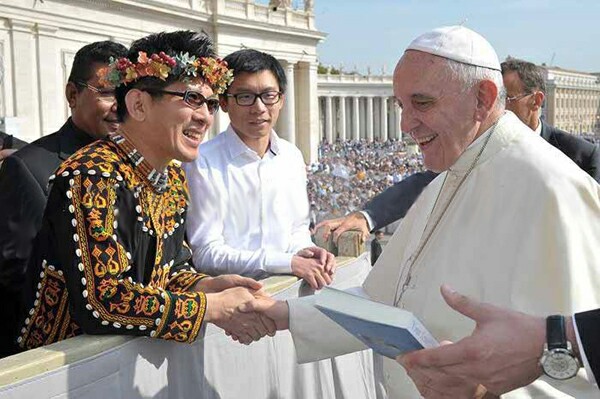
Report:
98,51,234,95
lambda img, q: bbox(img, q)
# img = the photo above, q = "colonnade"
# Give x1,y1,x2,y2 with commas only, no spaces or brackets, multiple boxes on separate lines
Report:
319,94,402,143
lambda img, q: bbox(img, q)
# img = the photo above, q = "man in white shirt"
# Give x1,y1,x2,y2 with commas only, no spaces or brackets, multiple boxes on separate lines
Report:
185,49,335,290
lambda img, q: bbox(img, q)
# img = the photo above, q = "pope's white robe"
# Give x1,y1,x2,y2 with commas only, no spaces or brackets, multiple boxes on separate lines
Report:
289,112,600,398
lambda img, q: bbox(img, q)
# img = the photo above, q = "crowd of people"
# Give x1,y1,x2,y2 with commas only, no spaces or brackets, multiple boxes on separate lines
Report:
307,139,425,223
306,125,599,225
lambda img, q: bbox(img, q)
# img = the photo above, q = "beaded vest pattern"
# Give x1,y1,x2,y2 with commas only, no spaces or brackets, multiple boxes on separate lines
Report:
18,137,207,350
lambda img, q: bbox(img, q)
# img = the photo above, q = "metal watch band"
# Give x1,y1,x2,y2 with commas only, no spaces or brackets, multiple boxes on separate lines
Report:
546,315,567,350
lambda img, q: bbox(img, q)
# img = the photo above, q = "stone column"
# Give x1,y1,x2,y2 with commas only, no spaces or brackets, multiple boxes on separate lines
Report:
380,97,388,141
338,96,346,141
213,0,226,14
279,60,296,144
212,105,230,139
366,96,374,142
352,96,360,140
9,19,39,141
295,61,319,163
394,103,402,141
325,95,333,143
36,23,61,138
387,99,394,140
0,40,6,118
244,0,255,18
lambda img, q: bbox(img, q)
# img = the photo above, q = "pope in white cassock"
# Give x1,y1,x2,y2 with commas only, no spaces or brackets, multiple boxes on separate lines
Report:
241,26,600,398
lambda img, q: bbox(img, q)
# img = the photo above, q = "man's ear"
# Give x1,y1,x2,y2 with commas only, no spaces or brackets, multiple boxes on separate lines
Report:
278,93,286,109
532,91,545,111
65,82,79,109
219,96,229,113
125,89,150,122
475,80,498,121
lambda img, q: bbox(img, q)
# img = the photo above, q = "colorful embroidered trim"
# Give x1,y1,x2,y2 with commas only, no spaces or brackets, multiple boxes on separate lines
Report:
98,51,234,95
110,134,169,193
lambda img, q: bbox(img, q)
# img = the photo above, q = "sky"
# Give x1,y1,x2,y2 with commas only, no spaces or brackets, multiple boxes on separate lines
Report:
311,0,600,75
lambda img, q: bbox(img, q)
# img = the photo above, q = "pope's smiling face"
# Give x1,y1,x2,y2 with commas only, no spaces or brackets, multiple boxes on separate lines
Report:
393,51,481,172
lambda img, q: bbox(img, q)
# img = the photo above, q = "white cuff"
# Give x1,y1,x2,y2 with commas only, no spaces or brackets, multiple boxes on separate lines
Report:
359,210,375,232
264,252,294,274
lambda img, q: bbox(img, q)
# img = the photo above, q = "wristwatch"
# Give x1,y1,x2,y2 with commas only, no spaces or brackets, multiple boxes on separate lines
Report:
540,315,580,380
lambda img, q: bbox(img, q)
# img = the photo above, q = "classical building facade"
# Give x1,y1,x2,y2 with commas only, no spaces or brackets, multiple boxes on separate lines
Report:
541,66,600,134
317,72,401,143
317,65,600,144
0,0,324,162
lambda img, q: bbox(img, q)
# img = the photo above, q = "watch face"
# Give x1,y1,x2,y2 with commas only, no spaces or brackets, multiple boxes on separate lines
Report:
542,349,580,380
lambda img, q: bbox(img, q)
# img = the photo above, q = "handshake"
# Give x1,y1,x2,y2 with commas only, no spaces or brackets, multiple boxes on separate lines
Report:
193,274,290,345
194,246,336,344
192,246,335,344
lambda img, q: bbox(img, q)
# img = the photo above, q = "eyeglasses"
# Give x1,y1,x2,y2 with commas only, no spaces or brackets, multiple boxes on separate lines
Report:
506,92,534,103
225,91,282,107
145,89,220,114
75,81,116,103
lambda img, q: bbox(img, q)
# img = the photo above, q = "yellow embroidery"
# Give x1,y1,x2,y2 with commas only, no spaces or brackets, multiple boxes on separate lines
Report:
19,139,205,350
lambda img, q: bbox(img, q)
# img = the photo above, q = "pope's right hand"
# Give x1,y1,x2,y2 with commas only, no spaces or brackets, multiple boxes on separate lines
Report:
205,287,277,344
226,297,290,344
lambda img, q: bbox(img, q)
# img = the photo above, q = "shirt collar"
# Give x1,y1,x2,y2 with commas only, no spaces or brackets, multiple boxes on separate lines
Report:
269,131,281,155
58,118,97,160
109,132,169,193
225,124,280,159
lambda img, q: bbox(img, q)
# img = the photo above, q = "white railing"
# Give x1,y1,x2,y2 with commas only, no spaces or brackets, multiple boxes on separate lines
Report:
0,254,375,399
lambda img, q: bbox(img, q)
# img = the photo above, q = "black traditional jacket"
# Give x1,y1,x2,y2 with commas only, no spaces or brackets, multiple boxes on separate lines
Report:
18,134,208,350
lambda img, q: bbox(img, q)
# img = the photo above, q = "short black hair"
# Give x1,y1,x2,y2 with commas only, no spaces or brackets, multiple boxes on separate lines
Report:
68,41,128,86
116,31,217,121
501,58,546,93
222,49,286,94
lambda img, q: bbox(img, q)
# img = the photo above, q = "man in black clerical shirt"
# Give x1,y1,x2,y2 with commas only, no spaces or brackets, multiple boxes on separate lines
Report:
0,41,127,357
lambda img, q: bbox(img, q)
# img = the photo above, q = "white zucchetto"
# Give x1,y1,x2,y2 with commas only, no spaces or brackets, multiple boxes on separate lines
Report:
406,25,501,71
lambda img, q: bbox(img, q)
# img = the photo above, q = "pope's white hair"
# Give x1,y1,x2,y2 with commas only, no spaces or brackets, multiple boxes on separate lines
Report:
444,59,506,111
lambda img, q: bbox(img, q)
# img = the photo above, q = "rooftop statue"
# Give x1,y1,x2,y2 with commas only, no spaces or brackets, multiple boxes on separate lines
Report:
269,0,292,11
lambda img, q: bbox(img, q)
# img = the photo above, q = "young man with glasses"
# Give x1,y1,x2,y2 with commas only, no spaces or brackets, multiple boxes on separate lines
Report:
185,49,336,291
15,31,275,352
0,40,127,357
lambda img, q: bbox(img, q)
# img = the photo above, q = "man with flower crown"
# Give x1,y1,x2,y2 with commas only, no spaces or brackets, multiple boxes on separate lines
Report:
15,30,276,352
